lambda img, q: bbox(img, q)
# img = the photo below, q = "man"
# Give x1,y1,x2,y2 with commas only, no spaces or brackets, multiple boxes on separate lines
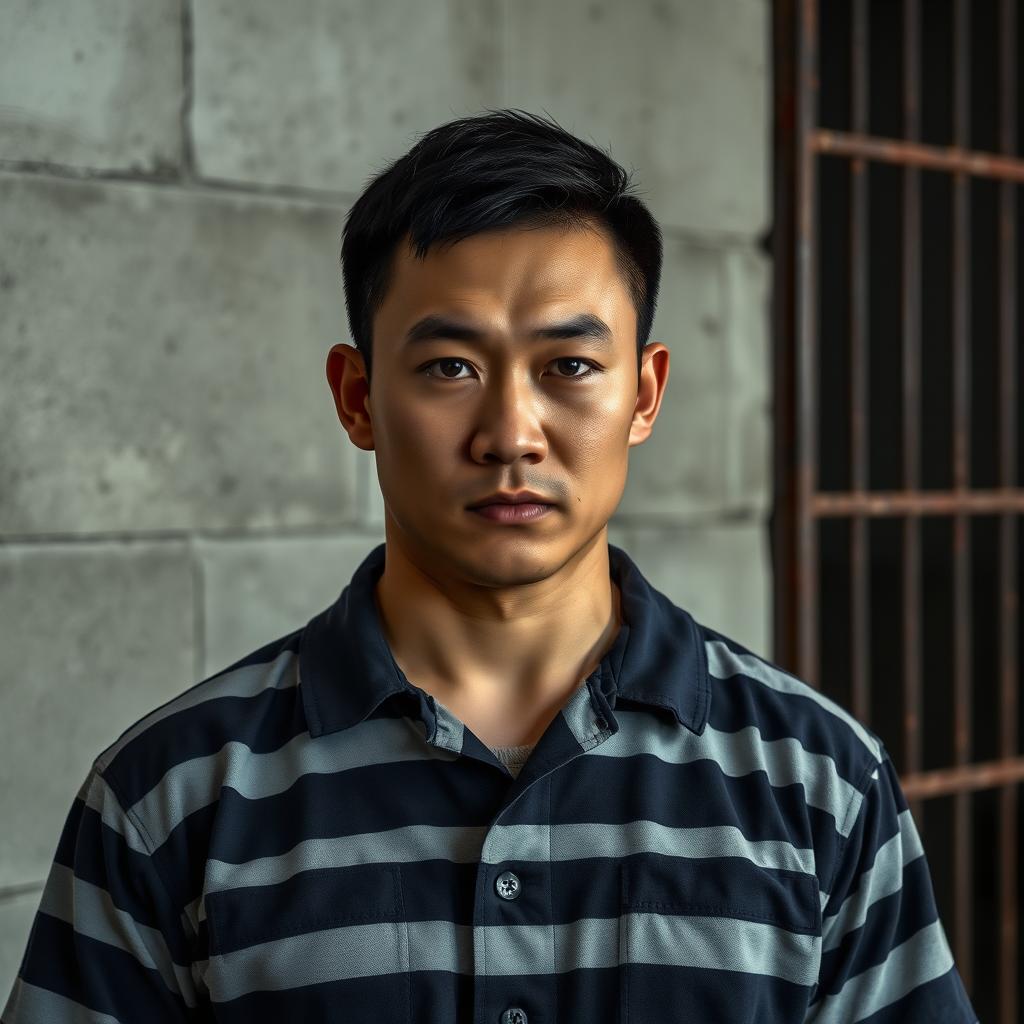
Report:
4,109,976,1023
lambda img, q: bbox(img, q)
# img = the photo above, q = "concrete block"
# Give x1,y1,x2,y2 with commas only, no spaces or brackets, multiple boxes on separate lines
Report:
505,0,769,237
196,532,385,677
724,246,772,512
0,173,357,535
0,887,43,1007
613,519,771,656
0,542,193,888
0,0,182,171
191,0,502,191
618,235,730,521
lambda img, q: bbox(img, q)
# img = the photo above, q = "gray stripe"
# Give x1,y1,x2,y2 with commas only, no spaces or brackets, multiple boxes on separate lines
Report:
558,678,609,749
207,918,409,1002
38,863,197,1007
600,710,864,835
196,818,814,925
131,715,457,851
822,809,924,951
705,640,883,764
135,696,846,862
807,919,955,1024
206,909,818,1003
95,648,300,771
1,978,122,1024
444,911,818,983
624,910,819,987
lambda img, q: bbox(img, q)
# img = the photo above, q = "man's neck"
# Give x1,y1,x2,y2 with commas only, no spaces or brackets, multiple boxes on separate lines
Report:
372,537,622,748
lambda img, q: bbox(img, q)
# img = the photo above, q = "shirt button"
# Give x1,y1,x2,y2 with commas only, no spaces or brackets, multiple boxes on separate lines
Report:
500,1008,528,1024
495,870,521,900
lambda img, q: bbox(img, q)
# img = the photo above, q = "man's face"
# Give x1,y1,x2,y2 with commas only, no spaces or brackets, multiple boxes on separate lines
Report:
329,219,668,586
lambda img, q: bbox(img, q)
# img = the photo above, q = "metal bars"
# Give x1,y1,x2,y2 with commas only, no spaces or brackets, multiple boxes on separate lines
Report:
996,2,1019,1019
774,1,1024,1019
950,0,973,986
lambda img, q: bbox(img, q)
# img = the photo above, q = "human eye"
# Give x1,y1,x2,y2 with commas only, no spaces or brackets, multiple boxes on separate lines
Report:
551,357,600,380
420,357,475,380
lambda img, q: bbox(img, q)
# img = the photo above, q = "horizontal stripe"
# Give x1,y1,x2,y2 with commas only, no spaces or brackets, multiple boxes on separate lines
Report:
625,911,820,986
2,978,122,1024
705,639,883,765
203,852,817,960
822,809,923,951
129,706,861,859
199,818,816,911
37,863,196,1007
809,919,955,1023
207,909,820,1004
15,911,193,1021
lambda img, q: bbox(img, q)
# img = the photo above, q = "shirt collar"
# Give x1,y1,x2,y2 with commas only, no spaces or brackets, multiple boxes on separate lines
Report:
299,541,709,738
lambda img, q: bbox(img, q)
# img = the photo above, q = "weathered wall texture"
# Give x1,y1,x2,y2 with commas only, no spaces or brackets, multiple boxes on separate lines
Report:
0,0,771,991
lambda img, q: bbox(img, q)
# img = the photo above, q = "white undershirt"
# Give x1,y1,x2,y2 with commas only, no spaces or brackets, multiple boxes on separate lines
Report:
488,742,535,778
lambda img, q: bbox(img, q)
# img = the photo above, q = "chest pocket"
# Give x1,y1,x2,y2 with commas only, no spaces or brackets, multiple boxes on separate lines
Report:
619,856,821,1023
205,861,410,1023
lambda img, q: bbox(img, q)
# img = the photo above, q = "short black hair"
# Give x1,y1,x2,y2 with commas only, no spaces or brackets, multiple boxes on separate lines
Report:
340,108,663,391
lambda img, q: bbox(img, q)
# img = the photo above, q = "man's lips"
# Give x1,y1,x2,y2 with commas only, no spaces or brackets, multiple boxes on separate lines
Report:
466,491,556,509
469,502,556,522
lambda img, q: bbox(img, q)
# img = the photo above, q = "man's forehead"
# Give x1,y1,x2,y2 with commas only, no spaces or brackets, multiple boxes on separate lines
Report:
381,222,631,324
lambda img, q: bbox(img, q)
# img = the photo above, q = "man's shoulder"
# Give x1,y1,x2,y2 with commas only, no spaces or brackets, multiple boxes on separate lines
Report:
92,626,307,821
693,620,885,791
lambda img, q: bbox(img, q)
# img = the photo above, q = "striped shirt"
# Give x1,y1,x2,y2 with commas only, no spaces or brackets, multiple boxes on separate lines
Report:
3,541,977,1023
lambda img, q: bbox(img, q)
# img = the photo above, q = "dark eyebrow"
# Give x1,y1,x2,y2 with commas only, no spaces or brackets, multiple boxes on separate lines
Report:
403,312,614,348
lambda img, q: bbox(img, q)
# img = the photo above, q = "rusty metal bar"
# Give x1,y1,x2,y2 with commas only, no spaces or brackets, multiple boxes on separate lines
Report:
796,0,820,687
849,0,869,724
781,1,1024,1013
812,129,1024,183
901,0,923,827
901,756,1024,800
950,0,972,988
770,0,800,675
996,2,1018,1020
812,488,1024,517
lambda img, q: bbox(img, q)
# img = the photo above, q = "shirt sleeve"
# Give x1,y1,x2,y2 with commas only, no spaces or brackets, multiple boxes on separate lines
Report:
2,761,201,1022
804,748,978,1023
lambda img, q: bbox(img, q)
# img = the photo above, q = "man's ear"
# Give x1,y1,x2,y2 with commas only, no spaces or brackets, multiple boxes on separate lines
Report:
629,342,670,448
326,343,374,451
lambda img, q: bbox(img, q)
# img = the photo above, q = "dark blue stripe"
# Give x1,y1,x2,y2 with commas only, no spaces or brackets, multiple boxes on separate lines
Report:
108,684,308,808
17,911,190,1021
817,856,942,998
702,624,879,788
193,746,844,870
206,964,462,1023
151,798,220,913
624,962,812,1023
56,800,192,964
203,850,819,956
203,755,512,863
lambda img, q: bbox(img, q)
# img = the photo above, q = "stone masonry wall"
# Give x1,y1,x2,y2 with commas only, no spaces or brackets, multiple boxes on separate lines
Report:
0,0,772,991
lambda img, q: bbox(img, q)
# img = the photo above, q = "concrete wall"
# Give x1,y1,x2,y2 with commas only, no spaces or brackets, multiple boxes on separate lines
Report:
0,0,772,993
